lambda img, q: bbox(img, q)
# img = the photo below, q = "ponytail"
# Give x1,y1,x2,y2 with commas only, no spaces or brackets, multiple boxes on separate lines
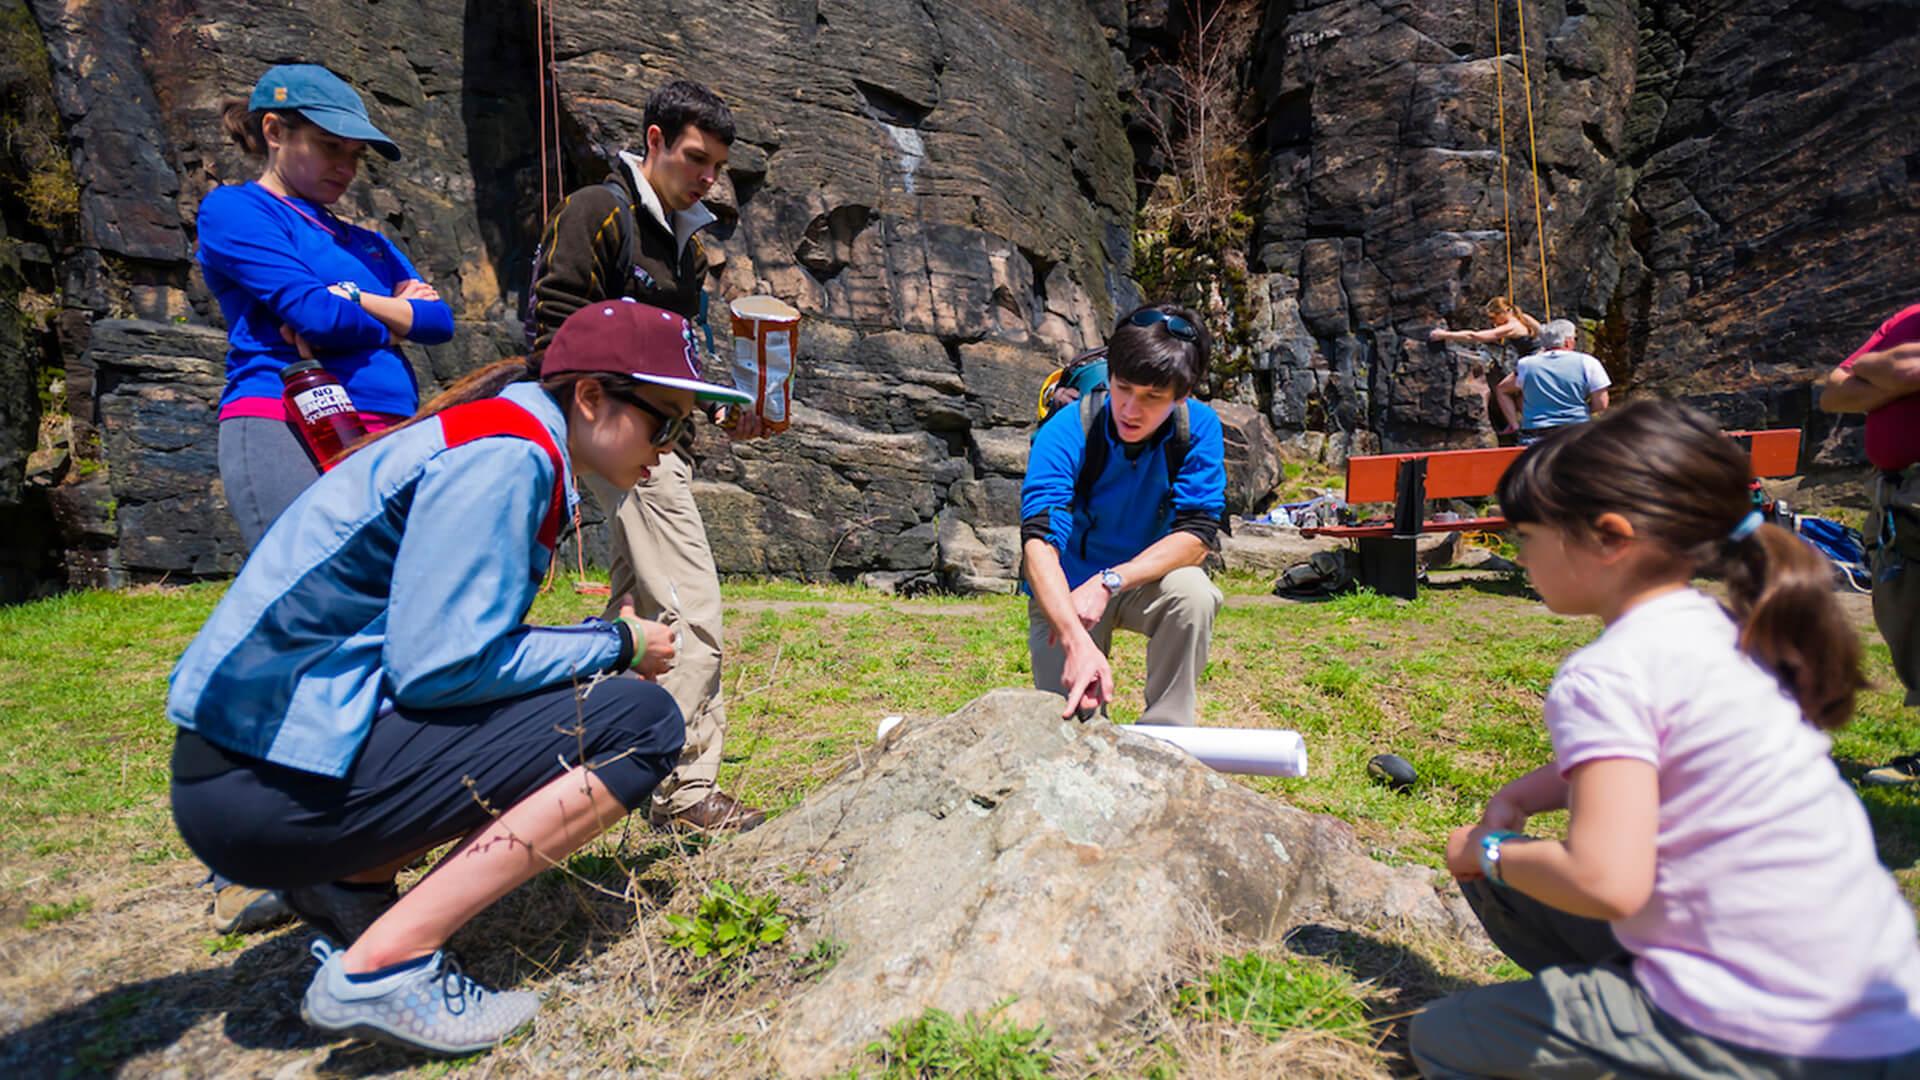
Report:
1719,523,1866,731
220,98,312,159
336,355,540,461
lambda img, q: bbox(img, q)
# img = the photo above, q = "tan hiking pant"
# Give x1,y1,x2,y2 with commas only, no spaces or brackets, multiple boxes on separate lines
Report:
596,450,726,814
1026,565,1222,726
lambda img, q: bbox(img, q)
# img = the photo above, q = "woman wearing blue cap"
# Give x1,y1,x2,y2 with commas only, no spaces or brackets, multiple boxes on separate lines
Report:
202,63,455,546
192,63,458,936
168,301,754,1054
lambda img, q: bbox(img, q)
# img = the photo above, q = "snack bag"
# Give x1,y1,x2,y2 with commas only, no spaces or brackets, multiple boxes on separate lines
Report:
728,295,802,432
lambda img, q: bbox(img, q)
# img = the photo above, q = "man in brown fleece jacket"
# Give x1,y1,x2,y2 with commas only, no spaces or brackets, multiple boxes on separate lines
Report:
529,79,769,832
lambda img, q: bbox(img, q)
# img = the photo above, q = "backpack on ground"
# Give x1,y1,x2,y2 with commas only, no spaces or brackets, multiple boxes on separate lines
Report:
1794,514,1871,593
1273,549,1355,600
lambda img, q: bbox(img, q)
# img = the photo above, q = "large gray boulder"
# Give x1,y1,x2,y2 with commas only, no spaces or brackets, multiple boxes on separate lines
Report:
712,688,1478,1076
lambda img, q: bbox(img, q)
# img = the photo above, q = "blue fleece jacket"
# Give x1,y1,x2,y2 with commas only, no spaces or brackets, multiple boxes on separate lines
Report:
196,182,456,417
1020,397,1228,589
166,382,624,778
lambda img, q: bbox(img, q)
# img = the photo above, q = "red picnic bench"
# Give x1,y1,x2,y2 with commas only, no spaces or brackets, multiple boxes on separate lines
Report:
1300,429,1803,599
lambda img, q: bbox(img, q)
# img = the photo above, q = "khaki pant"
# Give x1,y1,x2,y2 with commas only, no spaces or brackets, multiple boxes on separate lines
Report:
596,451,726,815
1026,565,1222,726
1411,880,1920,1078
1867,469,1920,705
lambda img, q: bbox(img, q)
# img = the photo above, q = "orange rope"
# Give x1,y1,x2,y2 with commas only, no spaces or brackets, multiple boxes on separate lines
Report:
535,0,550,222
1493,0,1514,302
1513,0,1552,320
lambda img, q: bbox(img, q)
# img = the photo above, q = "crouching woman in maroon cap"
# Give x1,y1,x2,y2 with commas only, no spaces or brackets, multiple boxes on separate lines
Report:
166,301,754,1055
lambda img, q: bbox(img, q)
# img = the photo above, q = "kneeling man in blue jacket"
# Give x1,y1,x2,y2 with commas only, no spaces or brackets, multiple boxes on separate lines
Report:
1020,303,1228,724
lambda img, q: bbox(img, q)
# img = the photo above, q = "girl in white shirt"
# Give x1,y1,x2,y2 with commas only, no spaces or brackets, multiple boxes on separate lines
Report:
1410,400,1920,1078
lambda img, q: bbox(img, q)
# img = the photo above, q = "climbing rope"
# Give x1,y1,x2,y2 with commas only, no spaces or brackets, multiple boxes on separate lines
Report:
1512,0,1552,320
1493,0,1514,302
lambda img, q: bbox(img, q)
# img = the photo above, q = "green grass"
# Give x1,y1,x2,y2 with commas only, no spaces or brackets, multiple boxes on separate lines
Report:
861,1001,1053,1079
24,896,91,928
3,570,1916,910
1177,952,1372,1043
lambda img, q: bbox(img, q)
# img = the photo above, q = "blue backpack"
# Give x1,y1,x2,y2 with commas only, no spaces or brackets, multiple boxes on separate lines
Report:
1795,515,1871,593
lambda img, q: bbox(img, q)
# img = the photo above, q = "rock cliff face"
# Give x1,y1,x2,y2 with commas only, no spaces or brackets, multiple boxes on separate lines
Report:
1,0,1915,593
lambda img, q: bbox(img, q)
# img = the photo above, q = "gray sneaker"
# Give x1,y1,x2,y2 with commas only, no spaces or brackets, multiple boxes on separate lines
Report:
300,939,540,1055
283,881,399,945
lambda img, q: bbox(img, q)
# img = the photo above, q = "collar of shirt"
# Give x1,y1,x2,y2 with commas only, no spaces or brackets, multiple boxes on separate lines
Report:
618,150,717,259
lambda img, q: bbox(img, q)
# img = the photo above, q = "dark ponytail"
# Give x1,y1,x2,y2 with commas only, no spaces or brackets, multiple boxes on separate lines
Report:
1497,399,1866,730
220,98,312,158
1719,523,1865,731
335,355,647,463
336,355,540,461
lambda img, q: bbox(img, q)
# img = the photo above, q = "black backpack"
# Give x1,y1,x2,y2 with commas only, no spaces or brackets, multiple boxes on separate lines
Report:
522,176,637,349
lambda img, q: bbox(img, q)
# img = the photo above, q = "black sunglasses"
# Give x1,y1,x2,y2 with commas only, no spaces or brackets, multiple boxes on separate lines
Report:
607,386,692,447
1128,308,1199,342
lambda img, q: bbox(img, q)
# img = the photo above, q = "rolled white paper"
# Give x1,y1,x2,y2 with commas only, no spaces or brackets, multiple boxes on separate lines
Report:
1127,724,1309,778
876,714,905,741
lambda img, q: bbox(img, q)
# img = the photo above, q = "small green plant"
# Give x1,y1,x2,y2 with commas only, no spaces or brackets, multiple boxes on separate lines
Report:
204,931,246,956
1177,952,1371,1042
864,1000,1053,1079
795,936,846,980
663,881,789,980
24,896,91,928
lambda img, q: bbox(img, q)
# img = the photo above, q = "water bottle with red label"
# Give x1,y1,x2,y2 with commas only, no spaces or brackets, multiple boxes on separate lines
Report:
280,359,369,470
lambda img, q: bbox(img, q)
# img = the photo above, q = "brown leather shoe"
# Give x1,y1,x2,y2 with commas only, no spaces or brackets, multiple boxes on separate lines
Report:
653,790,767,833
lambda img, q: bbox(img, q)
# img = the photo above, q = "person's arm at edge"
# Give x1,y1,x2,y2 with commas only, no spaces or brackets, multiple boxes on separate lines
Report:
1587,387,1609,413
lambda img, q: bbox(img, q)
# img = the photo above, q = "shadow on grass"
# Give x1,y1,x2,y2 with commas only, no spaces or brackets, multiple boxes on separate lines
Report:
0,853,661,1077
1283,922,1489,1073
1421,574,1537,601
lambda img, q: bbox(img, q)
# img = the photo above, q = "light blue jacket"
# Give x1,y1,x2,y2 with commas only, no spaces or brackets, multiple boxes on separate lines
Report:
167,382,624,778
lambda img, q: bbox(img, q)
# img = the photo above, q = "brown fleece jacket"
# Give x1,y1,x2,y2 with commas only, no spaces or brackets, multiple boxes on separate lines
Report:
528,163,711,363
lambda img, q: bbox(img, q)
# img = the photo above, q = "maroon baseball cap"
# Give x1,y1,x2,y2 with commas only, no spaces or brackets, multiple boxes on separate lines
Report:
540,299,753,405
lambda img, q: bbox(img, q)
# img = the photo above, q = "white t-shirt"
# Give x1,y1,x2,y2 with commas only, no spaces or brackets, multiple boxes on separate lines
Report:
1545,588,1920,1058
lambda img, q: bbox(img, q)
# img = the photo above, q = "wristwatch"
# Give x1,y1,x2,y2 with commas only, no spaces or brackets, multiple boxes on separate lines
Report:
1478,830,1523,886
336,280,362,303
1098,567,1124,593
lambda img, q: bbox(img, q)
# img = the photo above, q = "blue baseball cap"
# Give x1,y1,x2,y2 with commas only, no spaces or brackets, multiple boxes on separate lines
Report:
248,64,400,161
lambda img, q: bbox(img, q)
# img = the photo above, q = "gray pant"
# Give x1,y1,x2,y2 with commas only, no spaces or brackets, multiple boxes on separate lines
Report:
1410,879,1920,1078
217,417,320,551
594,451,729,815
1026,565,1222,726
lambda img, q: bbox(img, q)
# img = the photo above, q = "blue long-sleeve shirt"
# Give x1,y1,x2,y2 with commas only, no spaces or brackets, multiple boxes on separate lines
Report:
167,382,623,778
195,181,455,417
1020,398,1228,589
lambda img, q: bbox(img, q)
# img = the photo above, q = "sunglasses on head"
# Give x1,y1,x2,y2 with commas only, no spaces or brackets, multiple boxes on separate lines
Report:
606,386,692,447
1128,308,1199,342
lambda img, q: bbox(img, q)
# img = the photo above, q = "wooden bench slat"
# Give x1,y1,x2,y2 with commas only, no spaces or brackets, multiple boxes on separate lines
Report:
1341,428,1803,505
1302,515,1509,540
1345,446,1523,502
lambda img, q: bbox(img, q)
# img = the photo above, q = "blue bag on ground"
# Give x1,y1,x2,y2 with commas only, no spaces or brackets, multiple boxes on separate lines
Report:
1795,515,1870,592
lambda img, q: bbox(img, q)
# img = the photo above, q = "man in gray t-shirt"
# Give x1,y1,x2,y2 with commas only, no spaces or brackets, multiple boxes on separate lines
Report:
1497,319,1611,443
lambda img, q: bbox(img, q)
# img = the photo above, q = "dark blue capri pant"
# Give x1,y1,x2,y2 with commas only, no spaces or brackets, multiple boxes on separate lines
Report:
171,678,684,889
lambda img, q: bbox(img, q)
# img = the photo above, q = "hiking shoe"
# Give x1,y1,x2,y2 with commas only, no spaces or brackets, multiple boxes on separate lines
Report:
284,881,400,946
650,790,767,833
210,882,294,935
300,939,539,1056
1864,754,1920,787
